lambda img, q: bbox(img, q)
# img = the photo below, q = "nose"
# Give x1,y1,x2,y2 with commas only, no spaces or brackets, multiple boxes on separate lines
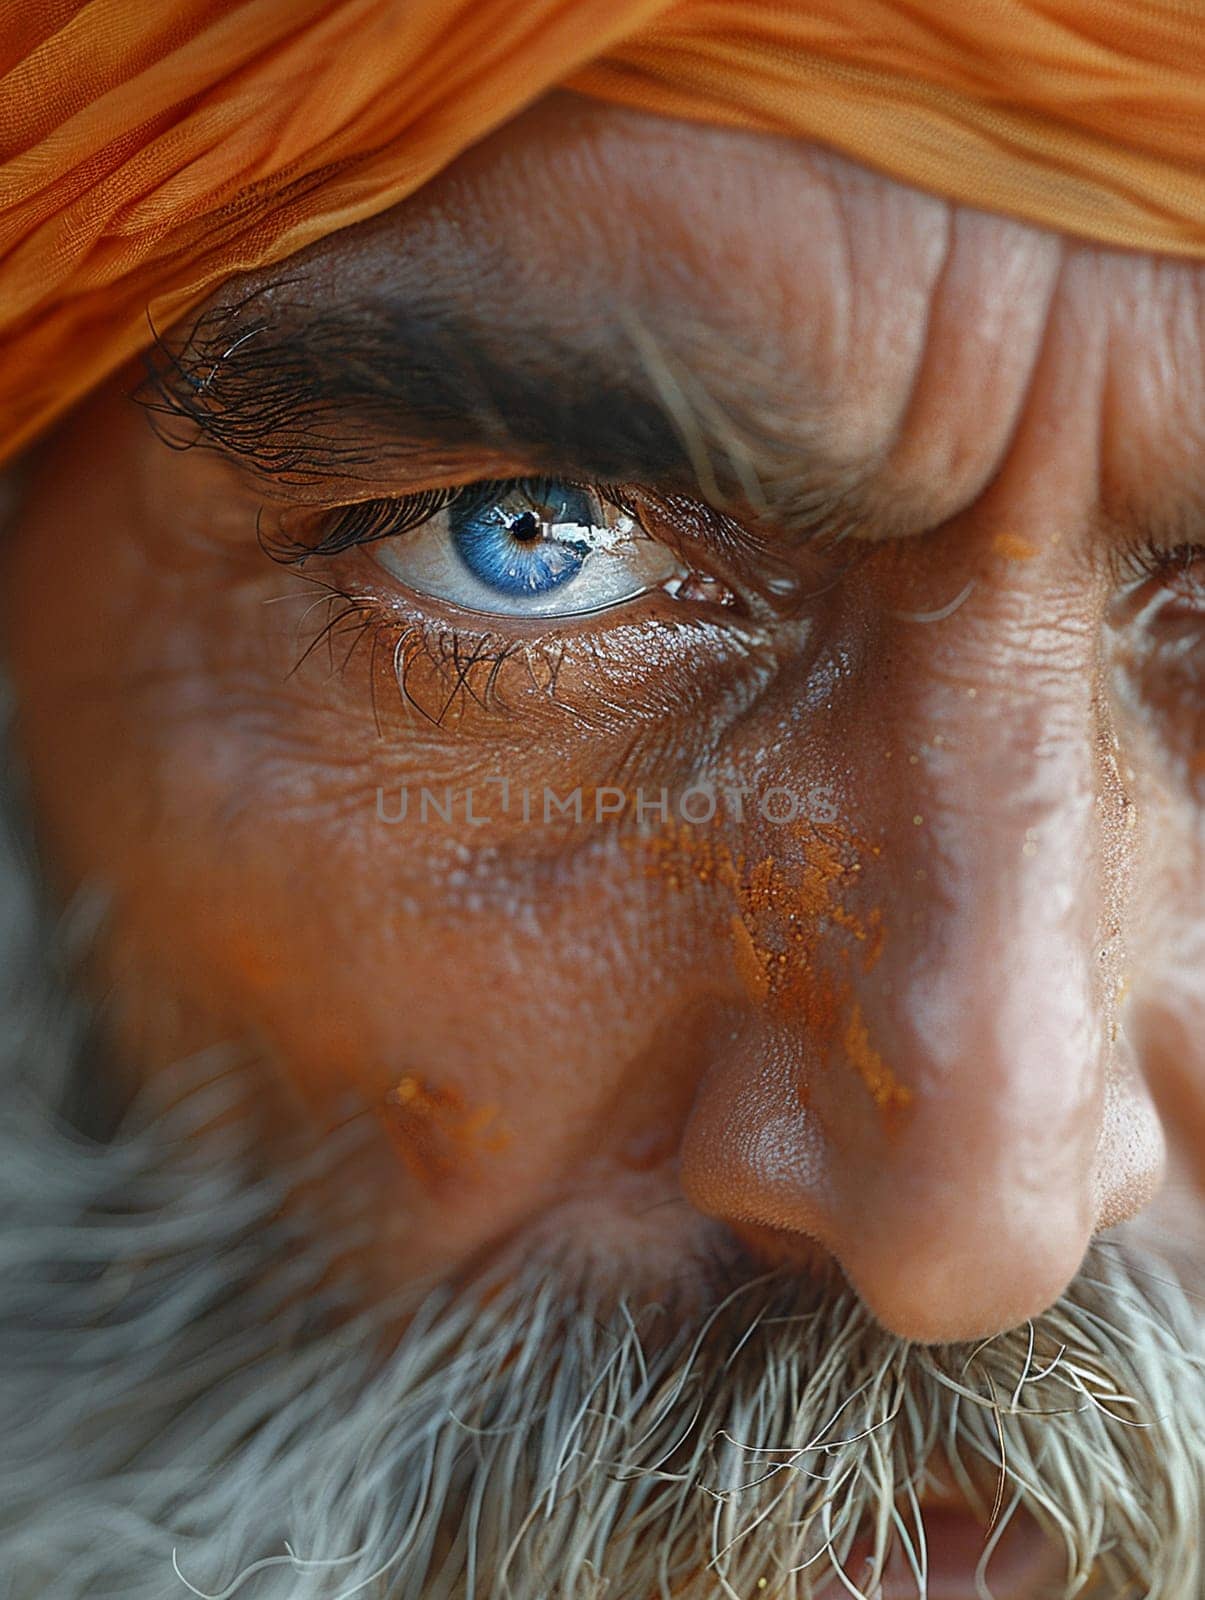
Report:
679,576,1166,1344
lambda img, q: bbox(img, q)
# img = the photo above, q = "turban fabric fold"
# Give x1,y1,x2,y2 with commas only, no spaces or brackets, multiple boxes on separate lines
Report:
0,0,1202,464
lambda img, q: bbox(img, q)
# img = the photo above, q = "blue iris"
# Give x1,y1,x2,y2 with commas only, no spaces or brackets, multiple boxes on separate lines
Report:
450,482,595,597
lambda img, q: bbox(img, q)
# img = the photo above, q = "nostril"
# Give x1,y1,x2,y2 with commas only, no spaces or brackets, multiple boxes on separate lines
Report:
723,1218,844,1285
677,1028,838,1248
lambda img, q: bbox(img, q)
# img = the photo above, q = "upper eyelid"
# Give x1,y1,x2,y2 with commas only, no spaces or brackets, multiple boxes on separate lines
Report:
265,487,473,566
263,479,681,569
1108,534,1205,594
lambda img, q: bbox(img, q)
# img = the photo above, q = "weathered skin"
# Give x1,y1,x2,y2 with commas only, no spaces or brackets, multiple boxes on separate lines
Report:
4,94,1202,1346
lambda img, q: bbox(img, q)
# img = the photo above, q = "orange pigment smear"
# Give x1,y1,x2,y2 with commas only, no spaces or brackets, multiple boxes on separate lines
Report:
991,531,1038,561
729,912,770,1004
382,1073,510,1186
843,1001,912,1116
636,820,912,1126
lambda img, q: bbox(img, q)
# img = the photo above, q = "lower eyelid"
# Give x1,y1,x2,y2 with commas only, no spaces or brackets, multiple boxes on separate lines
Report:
283,551,768,736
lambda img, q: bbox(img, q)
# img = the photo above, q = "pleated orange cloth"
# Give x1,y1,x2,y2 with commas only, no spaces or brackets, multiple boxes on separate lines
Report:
1,0,1202,464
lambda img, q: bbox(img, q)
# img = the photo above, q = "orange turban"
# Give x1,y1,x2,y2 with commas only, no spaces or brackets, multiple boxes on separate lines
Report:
1,0,1202,465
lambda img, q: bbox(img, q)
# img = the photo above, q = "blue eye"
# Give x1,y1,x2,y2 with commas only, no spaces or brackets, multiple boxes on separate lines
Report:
372,477,687,619
450,482,595,597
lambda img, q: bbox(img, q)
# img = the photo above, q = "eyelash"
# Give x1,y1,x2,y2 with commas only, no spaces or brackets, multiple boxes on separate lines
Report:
264,478,640,566
287,574,564,729
1116,537,1204,590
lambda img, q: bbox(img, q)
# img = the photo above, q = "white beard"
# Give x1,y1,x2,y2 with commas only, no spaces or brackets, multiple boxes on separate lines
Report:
1,701,1203,1600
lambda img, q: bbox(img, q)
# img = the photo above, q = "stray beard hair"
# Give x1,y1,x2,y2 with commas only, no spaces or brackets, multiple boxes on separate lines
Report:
0,713,1203,1600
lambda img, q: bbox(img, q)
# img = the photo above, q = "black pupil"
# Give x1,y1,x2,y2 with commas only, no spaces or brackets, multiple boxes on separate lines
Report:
508,509,542,543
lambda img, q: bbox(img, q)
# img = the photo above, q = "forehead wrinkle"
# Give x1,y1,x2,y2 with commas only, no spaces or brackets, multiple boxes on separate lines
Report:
617,307,890,545
1083,246,1205,533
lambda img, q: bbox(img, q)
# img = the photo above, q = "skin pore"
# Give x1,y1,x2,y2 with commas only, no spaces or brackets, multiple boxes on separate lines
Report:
1,91,1203,1598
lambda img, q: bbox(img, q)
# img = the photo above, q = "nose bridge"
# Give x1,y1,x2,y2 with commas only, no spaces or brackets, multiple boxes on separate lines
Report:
872,591,1105,1111
679,575,1144,1341
843,600,1109,1316
863,608,1103,1172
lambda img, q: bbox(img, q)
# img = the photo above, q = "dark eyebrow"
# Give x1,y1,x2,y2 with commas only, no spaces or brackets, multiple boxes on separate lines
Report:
138,282,880,545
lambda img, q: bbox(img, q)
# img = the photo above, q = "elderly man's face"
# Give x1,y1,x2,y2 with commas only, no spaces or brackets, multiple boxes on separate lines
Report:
2,93,1203,1599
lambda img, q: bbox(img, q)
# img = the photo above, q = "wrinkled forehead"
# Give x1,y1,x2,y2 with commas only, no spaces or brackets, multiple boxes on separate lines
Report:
214,94,1204,546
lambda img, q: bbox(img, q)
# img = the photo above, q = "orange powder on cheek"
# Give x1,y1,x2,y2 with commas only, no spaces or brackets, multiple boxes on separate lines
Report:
382,1073,511,1188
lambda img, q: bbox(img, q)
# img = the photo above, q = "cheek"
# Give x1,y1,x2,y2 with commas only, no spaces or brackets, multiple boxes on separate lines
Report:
100,808,724,1279
6,590,723,1281
0,397,746,1284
